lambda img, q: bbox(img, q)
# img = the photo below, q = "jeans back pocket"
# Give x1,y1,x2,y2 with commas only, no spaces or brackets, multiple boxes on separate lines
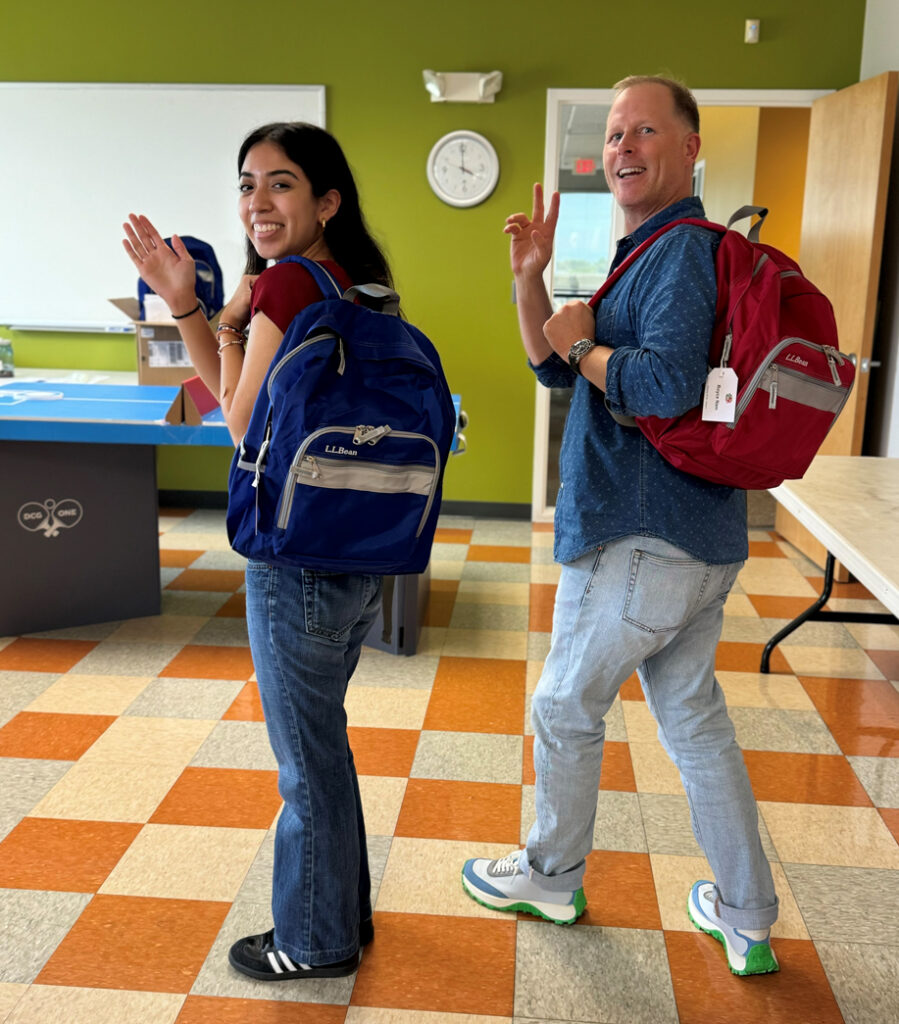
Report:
622,549,711,634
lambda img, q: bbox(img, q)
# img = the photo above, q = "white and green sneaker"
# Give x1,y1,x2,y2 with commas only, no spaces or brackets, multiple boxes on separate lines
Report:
461,850,586,925
688,881,779,976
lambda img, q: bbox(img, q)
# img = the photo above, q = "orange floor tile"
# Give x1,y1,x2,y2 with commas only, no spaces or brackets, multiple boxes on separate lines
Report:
666,932,845,1024
581,850,662,929
222,681,265,721
149,766,282,829
0,711,115,760
175,995,346,1023
716,641,791,673
466,544,531,563
160,644,255,680
166,569,247,593
423,656,526,734
743,750,873,805
0,818,141,892
160,549,204,568
395,778,521,843
347,726,420,777
350,911,516,1017
528,582,557,632
215,593,247,618
36,895,230,993
800,675,899,756
0,637,97,672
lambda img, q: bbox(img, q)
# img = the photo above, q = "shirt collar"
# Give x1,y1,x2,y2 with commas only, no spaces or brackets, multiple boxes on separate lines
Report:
632,195,706,243
610,195,706,273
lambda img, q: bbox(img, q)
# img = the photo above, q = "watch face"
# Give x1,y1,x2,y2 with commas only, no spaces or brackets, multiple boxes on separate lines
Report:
568,338,595,372
427,131,499,208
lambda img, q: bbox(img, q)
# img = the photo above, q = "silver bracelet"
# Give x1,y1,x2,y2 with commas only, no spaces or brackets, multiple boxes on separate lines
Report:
217,339,245,356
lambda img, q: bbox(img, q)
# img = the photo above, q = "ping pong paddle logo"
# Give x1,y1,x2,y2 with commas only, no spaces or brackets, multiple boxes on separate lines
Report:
17,498,83,538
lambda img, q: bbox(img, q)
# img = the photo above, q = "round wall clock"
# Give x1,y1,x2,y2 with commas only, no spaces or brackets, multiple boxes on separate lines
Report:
426,130,500,208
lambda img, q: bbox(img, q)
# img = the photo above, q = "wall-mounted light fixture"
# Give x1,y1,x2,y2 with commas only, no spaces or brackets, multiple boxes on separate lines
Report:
422,70,503,103
744,18,760,43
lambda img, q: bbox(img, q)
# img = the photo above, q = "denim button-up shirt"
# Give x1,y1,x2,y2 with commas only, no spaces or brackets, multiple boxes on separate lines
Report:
533,196,748,566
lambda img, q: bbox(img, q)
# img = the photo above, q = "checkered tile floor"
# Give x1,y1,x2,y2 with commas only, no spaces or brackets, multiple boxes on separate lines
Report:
1,509,898,1023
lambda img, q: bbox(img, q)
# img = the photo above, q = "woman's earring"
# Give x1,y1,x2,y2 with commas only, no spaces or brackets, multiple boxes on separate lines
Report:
320,219,327,231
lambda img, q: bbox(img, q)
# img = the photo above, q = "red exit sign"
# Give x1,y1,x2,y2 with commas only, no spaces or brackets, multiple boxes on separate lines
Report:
574,158,596,175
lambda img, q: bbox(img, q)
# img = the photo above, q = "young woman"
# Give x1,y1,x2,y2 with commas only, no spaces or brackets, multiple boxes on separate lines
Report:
123,123,393,980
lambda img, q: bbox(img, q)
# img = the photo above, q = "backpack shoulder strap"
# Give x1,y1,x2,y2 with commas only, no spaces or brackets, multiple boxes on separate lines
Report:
587,217,726,309
278,255,343,299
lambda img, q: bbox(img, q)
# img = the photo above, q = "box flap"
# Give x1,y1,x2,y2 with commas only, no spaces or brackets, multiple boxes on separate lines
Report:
181,375,220,425
163,388,183,425
109,296,140,321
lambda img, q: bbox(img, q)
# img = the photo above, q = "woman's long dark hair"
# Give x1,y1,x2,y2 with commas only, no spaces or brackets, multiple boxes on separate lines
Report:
238,122,393,288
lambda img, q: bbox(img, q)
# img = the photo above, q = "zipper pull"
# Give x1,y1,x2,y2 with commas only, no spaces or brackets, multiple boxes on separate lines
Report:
768,364,778,409
253,436,270,490
354,424,391,445
336,338,346,375
303,455,320,479
823,346,842,386
721,331,733,368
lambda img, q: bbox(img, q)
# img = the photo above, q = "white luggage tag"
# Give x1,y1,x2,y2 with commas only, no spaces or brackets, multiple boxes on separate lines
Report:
702,367,738,423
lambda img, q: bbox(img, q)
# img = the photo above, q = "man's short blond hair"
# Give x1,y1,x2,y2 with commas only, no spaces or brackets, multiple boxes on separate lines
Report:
612,75,700,134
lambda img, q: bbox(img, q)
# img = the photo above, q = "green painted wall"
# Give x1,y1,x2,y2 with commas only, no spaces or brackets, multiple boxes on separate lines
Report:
2,0,865,503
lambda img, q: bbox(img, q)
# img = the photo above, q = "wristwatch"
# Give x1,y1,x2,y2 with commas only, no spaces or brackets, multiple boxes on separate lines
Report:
567,337,597,376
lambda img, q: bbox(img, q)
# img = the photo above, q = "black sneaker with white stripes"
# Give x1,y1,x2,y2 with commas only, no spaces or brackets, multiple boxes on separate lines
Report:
228,929,360,980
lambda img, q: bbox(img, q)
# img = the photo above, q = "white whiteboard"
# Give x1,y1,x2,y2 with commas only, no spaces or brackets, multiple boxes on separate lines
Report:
0,82,325,330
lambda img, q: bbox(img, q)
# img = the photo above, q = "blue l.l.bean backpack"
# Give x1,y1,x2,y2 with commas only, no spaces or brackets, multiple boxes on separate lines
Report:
137,235,224,320
226,257,456,575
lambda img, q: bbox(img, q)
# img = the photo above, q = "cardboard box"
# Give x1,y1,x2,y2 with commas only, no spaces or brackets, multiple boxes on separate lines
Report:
109,297,217,386
157,376,221,426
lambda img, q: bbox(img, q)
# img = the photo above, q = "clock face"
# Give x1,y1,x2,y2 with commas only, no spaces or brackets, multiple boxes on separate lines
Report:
427,131,499,208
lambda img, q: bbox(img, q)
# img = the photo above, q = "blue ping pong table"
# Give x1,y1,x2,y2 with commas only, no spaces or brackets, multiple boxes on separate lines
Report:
0,379,232,635
0,379,464,650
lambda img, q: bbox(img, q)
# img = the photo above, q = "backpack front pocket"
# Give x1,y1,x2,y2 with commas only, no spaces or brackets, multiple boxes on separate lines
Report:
273,425,441,565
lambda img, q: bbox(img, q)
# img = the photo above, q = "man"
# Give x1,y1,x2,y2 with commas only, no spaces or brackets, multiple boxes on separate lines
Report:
462,76,780,976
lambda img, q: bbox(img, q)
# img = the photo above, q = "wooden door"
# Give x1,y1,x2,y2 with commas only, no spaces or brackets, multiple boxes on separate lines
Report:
774,72,898,573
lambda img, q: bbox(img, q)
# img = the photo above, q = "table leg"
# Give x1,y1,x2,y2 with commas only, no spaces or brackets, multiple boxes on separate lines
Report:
760,551,898,673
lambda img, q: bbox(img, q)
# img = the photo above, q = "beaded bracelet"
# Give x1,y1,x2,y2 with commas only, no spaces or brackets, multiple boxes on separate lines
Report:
216,324,247,344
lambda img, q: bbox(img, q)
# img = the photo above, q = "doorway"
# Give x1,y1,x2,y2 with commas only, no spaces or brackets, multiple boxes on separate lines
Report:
533,88,829,522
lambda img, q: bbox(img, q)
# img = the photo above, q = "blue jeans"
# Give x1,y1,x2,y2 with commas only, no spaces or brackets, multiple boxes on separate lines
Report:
522,535,778,932
245,561,382,964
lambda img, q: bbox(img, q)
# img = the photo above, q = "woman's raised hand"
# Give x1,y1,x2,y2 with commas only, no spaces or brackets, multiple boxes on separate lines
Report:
504,183,560,279
122,214,197,316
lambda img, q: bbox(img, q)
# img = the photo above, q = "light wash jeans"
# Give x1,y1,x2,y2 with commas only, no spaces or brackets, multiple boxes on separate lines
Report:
245,561,382,964
522,535,779,931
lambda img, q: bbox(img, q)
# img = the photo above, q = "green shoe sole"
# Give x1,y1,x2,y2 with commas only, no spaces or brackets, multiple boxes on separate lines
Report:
687,904,779,976
461,871,587,925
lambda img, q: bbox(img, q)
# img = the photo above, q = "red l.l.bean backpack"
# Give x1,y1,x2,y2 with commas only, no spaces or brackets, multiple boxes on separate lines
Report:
589,206,855,490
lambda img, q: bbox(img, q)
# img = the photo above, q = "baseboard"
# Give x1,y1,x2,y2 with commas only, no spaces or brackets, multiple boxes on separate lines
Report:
439,500,531,520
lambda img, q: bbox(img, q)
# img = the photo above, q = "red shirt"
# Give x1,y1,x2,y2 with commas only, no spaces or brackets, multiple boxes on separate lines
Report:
250,260,354,334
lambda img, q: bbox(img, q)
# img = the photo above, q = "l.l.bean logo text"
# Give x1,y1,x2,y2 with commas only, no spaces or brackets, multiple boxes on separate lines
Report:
18,498,84,538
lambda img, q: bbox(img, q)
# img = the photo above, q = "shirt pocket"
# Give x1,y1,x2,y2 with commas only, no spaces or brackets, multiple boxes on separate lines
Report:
594,296,617,345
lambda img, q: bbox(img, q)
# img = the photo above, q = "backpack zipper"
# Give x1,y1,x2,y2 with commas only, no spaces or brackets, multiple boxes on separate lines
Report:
267,332,345,399
733,338,848,423
277,426,442,536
